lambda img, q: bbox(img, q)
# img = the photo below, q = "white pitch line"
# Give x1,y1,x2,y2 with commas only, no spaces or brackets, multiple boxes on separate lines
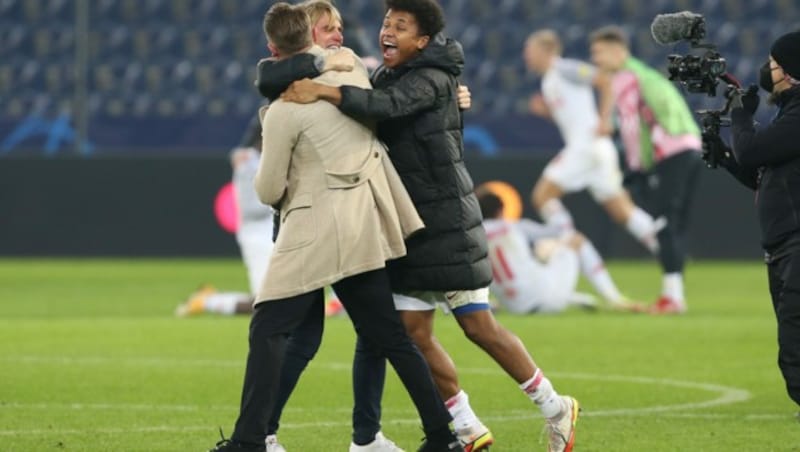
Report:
1,356,753,416
0,412,793,438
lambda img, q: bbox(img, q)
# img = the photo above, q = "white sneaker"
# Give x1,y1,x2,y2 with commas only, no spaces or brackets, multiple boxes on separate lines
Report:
544,396,579,452
455,422,494,451
265,434,287,452
349,432,405,452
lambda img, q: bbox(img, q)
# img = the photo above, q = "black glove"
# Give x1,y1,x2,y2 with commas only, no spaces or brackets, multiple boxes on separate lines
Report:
731,85,760,115
741,85,760,115
701,131,732,169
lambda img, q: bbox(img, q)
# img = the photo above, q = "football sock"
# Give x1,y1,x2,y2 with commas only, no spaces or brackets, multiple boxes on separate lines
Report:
662,273,685,304
445,390,482,431
540,199,575,235
578,241,624,304
626,208,661,254
520,369,563,419
203,292,250,315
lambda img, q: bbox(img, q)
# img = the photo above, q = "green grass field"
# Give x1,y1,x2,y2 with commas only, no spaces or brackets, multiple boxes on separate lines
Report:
1,259,799,451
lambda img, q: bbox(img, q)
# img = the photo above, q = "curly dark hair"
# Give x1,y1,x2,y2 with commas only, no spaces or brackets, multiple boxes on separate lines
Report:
385,0,445,38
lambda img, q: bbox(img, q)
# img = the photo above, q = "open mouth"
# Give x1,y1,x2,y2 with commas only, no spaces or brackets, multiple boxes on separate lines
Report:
382,41,398,59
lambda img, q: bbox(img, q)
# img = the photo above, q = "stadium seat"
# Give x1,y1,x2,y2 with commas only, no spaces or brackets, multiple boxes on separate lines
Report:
4,0,800,121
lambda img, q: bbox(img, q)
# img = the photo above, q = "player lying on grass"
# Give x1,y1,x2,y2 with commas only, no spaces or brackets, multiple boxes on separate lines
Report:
477,188,639,314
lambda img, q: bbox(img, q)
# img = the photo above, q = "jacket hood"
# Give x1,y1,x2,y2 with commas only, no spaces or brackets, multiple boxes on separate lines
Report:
404,34,464,76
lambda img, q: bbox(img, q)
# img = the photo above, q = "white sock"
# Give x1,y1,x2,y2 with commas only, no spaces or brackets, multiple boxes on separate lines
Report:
625,208,660,254
662,273,685,304
520,369,563,419
203,292,250,315
445,390,481,431
578,241,624,304
540,199,575,235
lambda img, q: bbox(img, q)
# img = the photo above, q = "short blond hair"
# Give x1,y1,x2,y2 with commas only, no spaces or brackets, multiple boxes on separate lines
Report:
527,29,562,55
299,0,342,28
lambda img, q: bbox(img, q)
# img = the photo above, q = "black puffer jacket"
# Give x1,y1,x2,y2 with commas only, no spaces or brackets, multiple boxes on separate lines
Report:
255,37,491,291
728,86,800,256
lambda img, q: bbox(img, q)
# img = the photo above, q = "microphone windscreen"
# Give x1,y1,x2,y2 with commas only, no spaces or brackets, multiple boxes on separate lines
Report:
650,11,702,45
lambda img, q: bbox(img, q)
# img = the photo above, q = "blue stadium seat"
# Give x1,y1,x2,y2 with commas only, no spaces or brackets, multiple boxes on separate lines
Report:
4,0,800,120
0,0,22,20
0,25,30,61
0,66,12,104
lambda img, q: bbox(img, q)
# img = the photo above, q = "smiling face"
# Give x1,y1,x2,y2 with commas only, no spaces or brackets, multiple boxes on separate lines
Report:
311,13,343,49
379,9,430,68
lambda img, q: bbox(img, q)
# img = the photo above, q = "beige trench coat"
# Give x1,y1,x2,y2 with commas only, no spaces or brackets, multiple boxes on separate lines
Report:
253,47,424,302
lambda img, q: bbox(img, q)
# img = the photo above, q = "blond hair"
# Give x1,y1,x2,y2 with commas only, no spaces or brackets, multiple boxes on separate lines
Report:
527,29,562,55
299,0,342,28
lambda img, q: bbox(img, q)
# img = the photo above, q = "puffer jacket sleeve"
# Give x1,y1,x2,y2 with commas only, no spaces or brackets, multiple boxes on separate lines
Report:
339,69,442,121
256,54,322,101
731,104,800,168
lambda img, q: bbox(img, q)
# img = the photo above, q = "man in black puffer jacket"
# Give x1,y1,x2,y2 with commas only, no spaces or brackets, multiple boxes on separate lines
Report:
712,30,800,408
266,1,580,450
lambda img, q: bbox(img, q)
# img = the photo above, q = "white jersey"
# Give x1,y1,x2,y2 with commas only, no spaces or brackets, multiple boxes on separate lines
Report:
484,218,579,313
541,58,600,149
232,148,274,294
540,58,624,202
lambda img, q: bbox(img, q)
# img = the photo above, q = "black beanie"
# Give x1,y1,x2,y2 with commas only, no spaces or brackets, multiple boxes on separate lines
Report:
771,30,800,80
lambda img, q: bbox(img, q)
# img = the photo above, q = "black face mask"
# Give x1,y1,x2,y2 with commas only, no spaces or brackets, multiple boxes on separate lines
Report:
760,61,775,93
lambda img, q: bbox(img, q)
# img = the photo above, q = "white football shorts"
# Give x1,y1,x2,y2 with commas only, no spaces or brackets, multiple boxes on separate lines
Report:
542,137,624,202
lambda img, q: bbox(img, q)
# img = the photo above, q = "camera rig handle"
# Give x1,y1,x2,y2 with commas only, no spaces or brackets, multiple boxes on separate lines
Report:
697,75,742,169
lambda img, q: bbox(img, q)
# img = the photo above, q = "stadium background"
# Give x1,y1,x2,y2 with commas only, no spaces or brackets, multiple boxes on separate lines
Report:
1,0,799,258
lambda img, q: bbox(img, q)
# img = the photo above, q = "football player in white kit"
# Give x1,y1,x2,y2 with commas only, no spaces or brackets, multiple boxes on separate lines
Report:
478,189,636,313
175,130,276,317
524,30,664,254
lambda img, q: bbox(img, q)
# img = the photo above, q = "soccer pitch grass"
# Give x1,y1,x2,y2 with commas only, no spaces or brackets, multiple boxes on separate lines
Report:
1,259,799,451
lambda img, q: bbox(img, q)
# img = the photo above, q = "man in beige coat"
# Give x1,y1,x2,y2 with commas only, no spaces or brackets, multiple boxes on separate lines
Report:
210,4,463,452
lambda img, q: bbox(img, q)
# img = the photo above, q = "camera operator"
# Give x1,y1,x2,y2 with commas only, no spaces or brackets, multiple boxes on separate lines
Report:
714,30,800,408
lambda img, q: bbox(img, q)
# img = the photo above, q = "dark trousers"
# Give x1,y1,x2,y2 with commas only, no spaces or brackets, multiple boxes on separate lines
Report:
767,250,800,406
629,151,702,273
265,308,387,445
351,335,388,444
231,269,450,446
265,297,325,437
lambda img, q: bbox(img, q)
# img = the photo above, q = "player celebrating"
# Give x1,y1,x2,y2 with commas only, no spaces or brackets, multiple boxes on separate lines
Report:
524,29,664,256
590,26,703,314
478,189,635,313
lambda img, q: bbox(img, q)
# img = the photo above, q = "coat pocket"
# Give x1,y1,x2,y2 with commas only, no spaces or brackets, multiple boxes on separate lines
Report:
277,193,315,252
